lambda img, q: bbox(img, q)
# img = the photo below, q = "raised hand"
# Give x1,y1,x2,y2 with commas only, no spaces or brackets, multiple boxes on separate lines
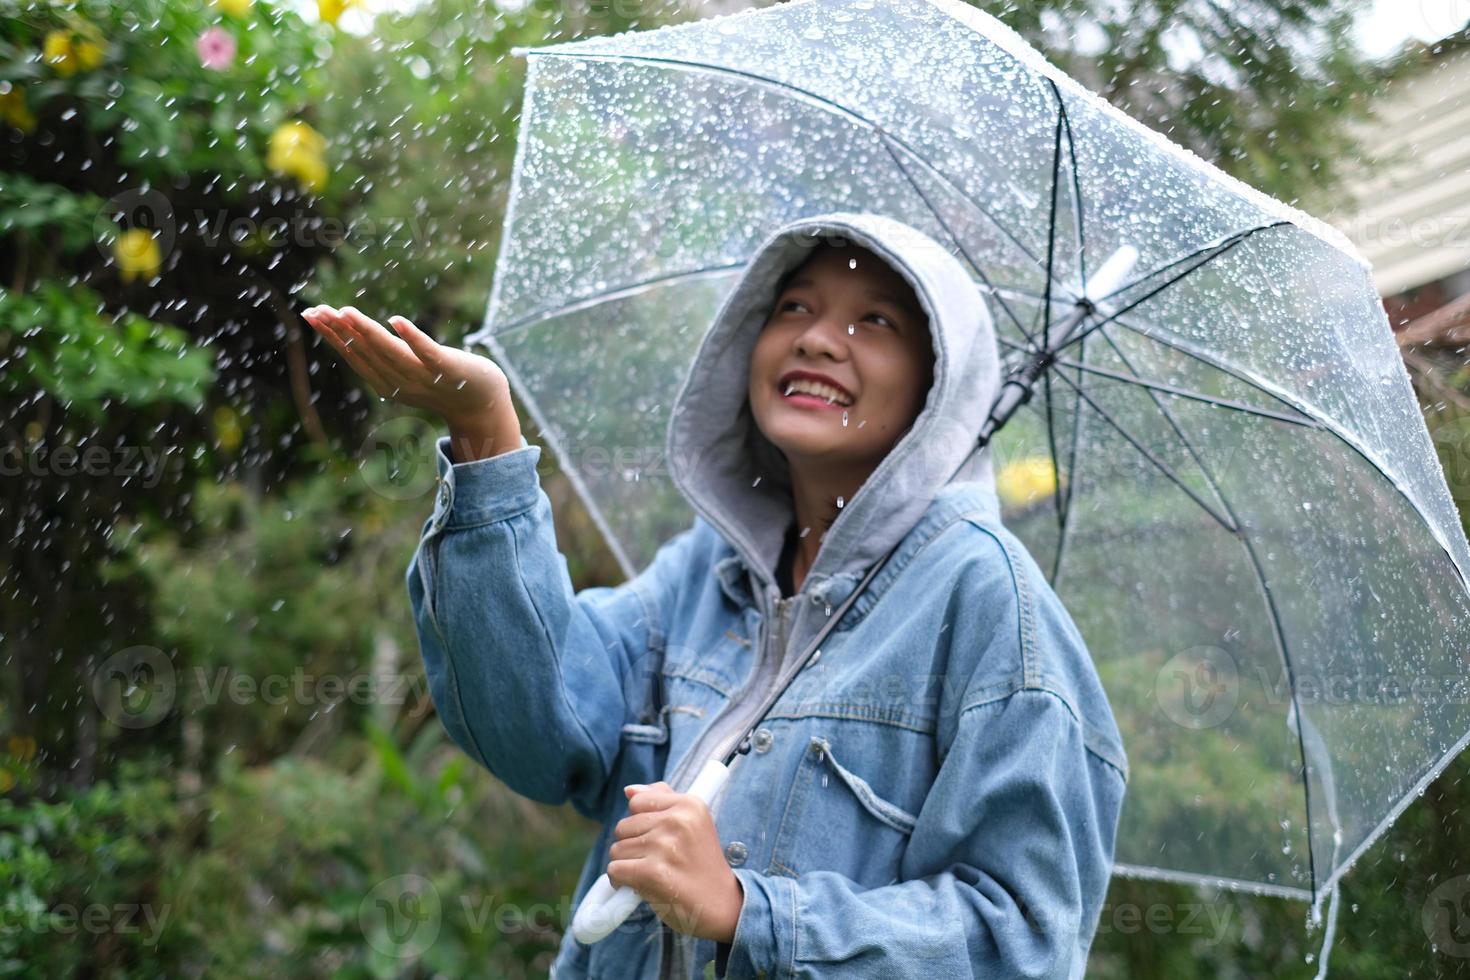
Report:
302,304,521,462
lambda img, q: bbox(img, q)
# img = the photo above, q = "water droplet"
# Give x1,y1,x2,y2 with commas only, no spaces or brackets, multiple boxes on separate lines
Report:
848,258,856,269
821,773,828,787
752,475,762,487
836,495,845,508
847,323,855,335
841,410,849,427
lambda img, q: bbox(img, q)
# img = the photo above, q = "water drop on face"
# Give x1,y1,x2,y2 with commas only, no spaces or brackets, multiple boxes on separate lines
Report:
836,495,844,508
847,323,855,335
841,410,848,427
456,379,467,389
848,258,856,269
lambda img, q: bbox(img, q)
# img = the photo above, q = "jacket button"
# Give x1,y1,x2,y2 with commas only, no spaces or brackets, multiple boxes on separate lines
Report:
438,483,451,506
724,841,747,867
751,728,773,753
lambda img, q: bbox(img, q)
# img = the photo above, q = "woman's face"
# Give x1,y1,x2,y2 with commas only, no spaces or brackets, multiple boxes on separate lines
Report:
748,242,935,473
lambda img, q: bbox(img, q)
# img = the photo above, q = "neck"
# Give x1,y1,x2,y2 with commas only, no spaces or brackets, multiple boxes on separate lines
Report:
784,455,871,593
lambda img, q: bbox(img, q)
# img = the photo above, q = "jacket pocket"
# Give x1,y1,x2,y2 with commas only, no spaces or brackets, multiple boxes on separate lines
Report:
769,730,923,888
812,736,918,835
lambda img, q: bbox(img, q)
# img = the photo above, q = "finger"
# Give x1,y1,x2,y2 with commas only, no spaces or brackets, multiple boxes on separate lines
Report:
613,810,662,840
305,312,395,395
386,315,444,368
607,833,649,861
626,788,680,815
321,308,405,390
605,858,647,894
340,305,424,372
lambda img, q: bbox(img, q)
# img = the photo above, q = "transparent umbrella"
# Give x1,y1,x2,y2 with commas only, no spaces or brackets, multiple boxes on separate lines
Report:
465,0,1470,956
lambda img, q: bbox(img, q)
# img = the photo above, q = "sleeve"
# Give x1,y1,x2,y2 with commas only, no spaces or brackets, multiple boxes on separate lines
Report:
713,688,1126,979
404,431,699,823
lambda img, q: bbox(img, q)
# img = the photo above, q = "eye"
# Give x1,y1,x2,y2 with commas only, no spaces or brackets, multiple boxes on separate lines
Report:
865,311,897,329
778,299,810,313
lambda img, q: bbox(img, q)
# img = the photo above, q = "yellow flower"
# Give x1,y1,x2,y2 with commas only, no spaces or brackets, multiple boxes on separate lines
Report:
74,39,106,71
266,120,329,193
213,405,242,453
0,86,36,133
318,0,358,26
113,228,162,284
43,30,77,76
995,455,1058,510
41,28,106,76
6,735,36,761
212,0,254,16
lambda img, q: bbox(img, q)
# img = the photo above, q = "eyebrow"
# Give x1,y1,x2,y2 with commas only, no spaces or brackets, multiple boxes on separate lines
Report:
783,276,923,322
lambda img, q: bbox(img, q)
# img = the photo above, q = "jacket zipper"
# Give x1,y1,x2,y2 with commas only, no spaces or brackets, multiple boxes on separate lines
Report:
657,588,797,980
670,589,796,792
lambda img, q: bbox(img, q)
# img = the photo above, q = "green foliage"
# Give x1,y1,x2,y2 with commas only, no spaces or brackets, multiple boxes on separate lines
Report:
985,0,1393,210
3,0,1469,977
0,282,214,416
0,759,181,978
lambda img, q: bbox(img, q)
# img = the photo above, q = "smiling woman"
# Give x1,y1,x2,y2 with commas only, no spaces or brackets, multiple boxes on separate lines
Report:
748,240,937,593
359,210,1128,980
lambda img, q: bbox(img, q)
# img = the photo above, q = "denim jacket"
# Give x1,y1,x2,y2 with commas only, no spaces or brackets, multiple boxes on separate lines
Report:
406,212,1128,978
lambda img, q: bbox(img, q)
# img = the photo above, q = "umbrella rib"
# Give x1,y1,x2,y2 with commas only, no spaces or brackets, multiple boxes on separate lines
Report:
994,334,1320,427
1088,321,1323,903
1043,367,1240,533
1041,99,1065,343
1058,93,1090,292
519,51,1054,275
486,262,748,338
871,130,1035,342
1041,77,1090,303
1080,222,1291,332
1047,331,1090,584
1106,309,1470,602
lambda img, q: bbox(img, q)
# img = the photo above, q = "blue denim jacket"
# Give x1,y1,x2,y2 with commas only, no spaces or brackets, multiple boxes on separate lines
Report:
406,212,1128,978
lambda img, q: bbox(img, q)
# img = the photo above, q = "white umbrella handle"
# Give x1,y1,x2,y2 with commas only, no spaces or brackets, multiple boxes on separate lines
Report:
570,756,732,945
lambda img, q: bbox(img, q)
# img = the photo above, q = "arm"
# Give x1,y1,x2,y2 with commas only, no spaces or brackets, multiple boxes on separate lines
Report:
405,431,699,823
714,688,1125,978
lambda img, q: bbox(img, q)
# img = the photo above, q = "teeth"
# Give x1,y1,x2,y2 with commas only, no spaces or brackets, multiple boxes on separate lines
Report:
782,378,852,406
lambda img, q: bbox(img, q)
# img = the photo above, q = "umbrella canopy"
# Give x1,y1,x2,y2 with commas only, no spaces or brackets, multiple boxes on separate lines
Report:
465,0,1470,912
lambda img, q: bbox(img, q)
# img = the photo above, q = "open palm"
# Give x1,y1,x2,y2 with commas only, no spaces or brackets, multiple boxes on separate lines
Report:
301,304,508,426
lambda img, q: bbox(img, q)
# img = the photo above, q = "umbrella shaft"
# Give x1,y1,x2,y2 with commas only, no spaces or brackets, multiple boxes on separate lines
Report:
977,303,1091,446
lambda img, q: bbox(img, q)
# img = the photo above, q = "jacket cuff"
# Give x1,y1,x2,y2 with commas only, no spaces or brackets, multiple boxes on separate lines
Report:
428,434,542,532
720,868,793,977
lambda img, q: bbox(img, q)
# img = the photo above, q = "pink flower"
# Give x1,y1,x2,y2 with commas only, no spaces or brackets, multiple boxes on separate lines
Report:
196,26,236,71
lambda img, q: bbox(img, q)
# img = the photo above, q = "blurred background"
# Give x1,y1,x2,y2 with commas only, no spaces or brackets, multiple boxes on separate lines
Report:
3,0,1470,976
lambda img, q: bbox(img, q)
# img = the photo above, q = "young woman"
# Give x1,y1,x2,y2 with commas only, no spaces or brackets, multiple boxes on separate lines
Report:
303,211,1127,979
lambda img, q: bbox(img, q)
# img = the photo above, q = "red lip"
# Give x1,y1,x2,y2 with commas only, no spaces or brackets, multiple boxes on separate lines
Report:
777,369,855,404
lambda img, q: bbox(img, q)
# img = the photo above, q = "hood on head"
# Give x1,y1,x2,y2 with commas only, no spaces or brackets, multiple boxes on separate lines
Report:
665,210,1003,593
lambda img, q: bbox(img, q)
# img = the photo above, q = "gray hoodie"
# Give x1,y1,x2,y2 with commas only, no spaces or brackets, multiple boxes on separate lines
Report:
655,209,1009,976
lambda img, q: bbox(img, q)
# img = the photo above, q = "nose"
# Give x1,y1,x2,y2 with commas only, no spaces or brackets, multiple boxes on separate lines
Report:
792,311,851,361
